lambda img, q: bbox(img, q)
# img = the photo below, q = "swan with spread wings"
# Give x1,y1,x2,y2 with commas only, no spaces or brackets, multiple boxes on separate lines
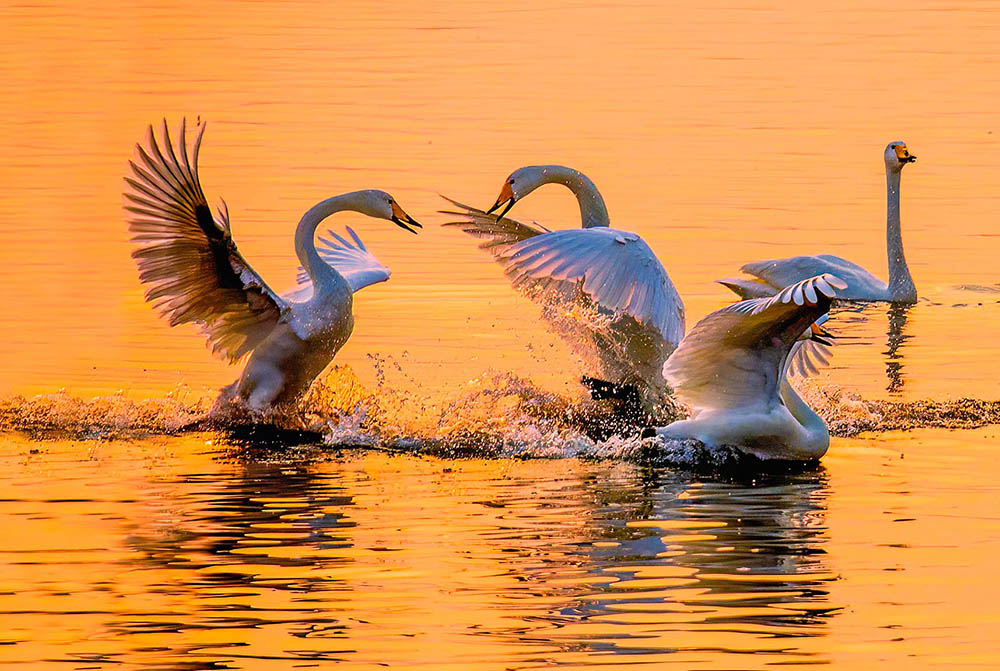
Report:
441,165,684,409
125,119,420,413
654,274,846,460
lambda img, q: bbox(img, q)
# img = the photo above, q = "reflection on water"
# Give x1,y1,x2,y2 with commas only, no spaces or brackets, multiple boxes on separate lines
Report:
548,469,834,664
4,430,1000,668
884,303,913,394
1,434,838,669
830,303,914,396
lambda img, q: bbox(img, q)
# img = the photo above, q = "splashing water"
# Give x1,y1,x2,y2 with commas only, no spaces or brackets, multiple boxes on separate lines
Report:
4,358,1000,463
0,387,210,438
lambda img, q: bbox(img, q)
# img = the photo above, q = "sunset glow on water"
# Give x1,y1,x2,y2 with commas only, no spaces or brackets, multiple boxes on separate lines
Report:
2,1,1000,668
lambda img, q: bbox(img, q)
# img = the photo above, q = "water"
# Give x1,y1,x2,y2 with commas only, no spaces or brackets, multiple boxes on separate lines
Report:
3,0,1000,667
3,430,999,669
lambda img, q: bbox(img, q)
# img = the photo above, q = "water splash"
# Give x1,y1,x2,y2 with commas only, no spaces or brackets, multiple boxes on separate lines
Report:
799,380,1000,437
0,387,209,438
4,365,1000,460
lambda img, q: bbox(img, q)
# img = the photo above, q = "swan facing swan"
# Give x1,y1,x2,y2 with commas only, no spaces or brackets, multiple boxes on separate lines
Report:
719,142,917,303
125,119,420,413
654,274,846,460
441,165,684,410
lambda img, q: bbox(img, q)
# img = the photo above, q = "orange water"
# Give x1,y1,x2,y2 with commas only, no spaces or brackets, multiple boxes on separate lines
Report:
3,1,1000,668
2,428,1000,669
3,0,1000,401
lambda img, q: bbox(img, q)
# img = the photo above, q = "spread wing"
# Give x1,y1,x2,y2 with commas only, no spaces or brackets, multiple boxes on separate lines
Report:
499,228,685,350
786,313,834,378
664,274,846,412
124,119,284,362
439,195,550,257
295,226,390,294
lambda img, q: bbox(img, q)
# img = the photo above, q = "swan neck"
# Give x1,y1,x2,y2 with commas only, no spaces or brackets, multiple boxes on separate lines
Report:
295,195,349,289
545,166,611,228
780,379,829,453
885,169,916,302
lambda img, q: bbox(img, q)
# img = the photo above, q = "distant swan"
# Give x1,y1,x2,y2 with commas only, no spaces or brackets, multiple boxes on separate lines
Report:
441,165,684,408
654,274,846,460
719,142,917,303
124,119,421,413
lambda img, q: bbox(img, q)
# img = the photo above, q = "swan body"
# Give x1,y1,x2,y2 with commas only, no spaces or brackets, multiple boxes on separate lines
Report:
719,142,917,303
125,119,420,412
441,165,684,405
655,274,845,460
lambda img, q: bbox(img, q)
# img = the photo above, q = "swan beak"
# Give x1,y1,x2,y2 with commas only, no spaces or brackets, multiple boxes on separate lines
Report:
486,181,516,220
390,201,422,234
809,323,835,346
894,145,916,164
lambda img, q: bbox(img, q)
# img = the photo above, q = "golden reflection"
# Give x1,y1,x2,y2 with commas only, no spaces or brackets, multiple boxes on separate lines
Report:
885,302,913,394
527,467,836,666
5,430,1000,667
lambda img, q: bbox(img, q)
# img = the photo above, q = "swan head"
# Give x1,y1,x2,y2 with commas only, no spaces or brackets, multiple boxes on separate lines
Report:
355,189,422,234
884,141,916,172
485,165,559,219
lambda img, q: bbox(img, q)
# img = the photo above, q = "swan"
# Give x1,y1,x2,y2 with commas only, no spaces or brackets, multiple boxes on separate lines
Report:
124,119,421,413
653,274,846,460
441,165,684,408
719,142,917,303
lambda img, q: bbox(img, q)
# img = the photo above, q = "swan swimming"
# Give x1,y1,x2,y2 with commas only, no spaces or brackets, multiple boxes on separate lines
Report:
441,165,684,409
654,274,846,460
719,142,917,303
124,119,421,413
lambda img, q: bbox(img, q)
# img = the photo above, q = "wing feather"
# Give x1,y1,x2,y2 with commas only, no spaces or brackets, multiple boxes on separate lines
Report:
499,228,685,349
439,195,550,256
124,119,284,362
664,274,844,412
295,226,390,293
786,314,835,379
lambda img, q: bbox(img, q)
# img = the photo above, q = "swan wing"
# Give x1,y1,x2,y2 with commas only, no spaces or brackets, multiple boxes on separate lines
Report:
786,313,834,379
295,226,390,293
439,195,550,256
664,274,846,412
499,227,685,349
124,119,285,362
741,255,887,298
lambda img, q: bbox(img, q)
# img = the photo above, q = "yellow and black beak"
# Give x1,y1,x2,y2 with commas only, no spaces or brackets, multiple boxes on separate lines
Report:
894,144,916,164
486,181,516,220
390,201,422,234
809,322,835,347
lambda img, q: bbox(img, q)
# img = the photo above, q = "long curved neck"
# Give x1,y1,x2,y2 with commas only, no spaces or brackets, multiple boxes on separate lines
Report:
542,166,611,228
779,378,829,457
885,169,916,302
295,195,350,289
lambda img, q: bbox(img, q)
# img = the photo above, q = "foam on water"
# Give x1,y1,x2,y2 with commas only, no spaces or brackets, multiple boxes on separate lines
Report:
3,362,1000,464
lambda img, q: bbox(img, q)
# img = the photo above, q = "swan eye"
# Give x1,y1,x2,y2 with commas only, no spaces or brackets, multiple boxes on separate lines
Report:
508,178,515,185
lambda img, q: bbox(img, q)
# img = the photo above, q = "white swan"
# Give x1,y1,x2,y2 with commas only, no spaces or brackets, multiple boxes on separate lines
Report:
441,165,684,406
124,119,421,412
654,274,846,460
719,142,917,303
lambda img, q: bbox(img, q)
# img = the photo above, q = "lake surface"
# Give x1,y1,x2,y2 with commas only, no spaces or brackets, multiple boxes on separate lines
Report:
3,429,1000,669
2,0,1000,668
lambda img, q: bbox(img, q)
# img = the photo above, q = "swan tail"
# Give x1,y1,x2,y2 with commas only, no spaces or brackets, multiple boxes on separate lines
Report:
716,277,777,300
